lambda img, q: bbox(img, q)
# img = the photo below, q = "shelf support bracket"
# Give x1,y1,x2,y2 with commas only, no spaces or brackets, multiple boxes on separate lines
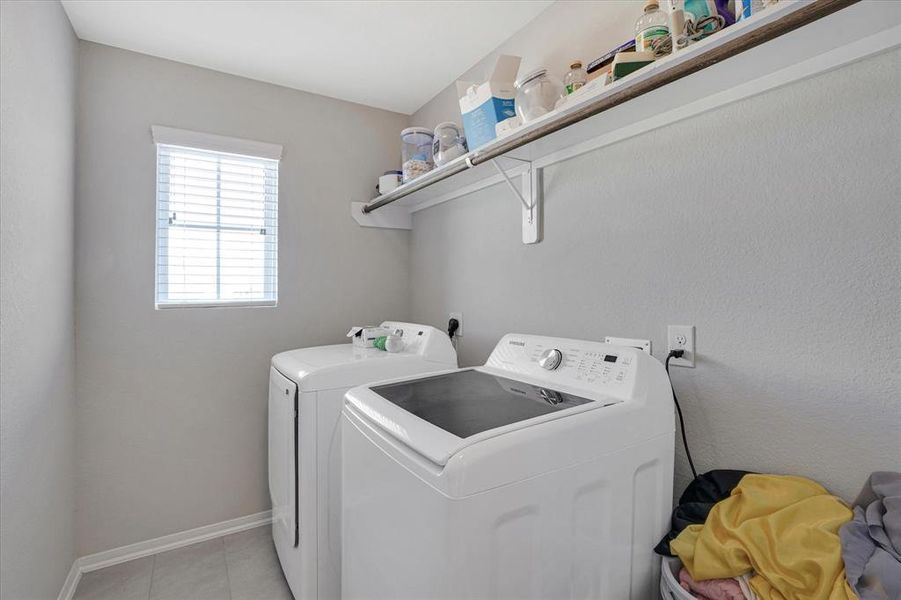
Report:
489,158,542,244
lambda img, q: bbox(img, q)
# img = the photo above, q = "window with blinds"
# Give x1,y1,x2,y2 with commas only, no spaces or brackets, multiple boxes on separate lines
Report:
154,135,279,308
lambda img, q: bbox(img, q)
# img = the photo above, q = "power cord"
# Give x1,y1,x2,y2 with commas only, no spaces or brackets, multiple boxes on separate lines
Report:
447,318,460,350
665,350,698,479
650,14,727,57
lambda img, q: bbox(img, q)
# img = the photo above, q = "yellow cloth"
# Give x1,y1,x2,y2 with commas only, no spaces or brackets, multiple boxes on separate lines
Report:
670,474,856,600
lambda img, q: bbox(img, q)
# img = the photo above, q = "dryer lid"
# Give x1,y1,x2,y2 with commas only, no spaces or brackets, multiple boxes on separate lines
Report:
274,343,381,372
272,344,453,392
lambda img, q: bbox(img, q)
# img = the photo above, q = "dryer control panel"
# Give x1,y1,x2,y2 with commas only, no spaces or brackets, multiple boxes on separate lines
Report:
485,334,643,398
379,321,458,365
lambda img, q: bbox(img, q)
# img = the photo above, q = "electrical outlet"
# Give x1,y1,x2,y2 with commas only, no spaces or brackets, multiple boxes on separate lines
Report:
667,325,695,368
449,312,463,337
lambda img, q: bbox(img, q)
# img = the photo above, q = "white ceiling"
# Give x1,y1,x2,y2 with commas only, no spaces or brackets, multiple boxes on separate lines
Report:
61,0,553,115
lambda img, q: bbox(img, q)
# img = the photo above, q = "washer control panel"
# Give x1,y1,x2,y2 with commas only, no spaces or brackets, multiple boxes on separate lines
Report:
486,334,640,395
528,346,633,385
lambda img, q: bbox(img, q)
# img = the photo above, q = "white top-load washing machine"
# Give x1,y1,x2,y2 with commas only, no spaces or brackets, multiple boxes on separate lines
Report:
342,333,675,600
268,321,457,600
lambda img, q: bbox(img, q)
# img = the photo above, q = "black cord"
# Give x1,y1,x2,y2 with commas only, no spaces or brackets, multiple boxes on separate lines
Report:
665,350,698,480
447,318,460,350
447,318,459,340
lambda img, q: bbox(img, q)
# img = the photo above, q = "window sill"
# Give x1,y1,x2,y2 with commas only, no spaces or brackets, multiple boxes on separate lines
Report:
155,300,278,310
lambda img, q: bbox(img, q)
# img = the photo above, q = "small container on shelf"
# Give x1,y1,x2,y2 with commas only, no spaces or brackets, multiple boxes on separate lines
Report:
432,122,468,167
378,170,402,195
564,61,588,94
495,115,522,139
514,68,565,123
401,127,435,183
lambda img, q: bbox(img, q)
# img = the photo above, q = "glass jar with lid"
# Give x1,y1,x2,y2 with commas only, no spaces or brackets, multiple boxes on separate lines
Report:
514,68,565,123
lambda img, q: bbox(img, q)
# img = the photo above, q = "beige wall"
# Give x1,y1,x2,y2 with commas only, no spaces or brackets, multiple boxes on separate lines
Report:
0,1,79,598
410,39,901,501
75,43,411,555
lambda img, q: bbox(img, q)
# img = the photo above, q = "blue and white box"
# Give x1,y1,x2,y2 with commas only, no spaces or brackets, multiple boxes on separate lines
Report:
456,55,521,151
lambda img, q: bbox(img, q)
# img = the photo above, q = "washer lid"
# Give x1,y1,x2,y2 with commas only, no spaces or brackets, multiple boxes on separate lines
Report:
371,369,593,438
346,368,619,466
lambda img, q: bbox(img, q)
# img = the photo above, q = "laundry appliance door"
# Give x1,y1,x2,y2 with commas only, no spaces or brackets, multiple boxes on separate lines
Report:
269,367,297,547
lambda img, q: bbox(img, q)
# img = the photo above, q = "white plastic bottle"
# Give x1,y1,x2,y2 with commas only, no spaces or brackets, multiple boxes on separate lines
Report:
384,329,404,353
635,0,671,54
669,0,687,51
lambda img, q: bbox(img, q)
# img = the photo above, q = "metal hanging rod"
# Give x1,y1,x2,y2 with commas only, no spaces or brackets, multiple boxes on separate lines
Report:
362,0,858,214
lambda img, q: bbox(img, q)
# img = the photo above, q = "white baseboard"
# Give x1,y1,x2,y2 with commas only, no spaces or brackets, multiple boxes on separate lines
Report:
58,510,272,600
80,510,273,572
57,561,82,600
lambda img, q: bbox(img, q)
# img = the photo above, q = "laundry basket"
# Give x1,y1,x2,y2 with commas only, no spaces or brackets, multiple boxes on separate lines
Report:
660,556,695,600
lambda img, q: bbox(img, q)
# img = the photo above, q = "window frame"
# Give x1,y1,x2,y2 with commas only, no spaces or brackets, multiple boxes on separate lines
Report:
151,126,282,310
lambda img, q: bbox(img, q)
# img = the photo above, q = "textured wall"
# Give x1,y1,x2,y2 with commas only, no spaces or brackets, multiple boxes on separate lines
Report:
0,1,78,598
410,48,901,502
75,43,410,555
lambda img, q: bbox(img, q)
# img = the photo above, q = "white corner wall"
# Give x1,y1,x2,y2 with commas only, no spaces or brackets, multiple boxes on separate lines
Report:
0,2,79,598
409,46,901,501
75,43,411,556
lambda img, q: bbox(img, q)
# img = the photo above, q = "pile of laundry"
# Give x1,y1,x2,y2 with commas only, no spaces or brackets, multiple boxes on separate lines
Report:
656,470,901,600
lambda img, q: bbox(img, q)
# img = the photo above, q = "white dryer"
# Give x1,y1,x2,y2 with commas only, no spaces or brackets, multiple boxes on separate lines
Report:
268,321,457,600
342,334,674,600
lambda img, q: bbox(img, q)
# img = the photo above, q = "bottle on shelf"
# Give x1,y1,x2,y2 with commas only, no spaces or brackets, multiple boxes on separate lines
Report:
669,0,687,51
564,61,588,95
635,0,671,55
736,0,766,21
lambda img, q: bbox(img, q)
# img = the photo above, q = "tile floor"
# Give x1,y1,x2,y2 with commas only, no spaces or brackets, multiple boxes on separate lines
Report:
73,525,293,600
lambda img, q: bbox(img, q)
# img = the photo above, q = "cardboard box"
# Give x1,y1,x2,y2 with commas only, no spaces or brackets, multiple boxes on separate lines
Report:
586,39,635,84
612,51,655,81
587,69,608,83
456,55,521,151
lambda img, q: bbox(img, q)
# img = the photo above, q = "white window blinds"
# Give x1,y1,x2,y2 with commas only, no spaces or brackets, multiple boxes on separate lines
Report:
154,128,280,308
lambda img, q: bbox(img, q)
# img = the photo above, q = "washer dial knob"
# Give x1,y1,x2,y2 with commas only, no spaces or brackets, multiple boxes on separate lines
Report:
538,348,563,370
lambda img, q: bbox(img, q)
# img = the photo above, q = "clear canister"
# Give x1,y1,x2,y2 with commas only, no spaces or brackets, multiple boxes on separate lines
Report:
401,127,435,183
514,68,565,123
432,122,468,167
